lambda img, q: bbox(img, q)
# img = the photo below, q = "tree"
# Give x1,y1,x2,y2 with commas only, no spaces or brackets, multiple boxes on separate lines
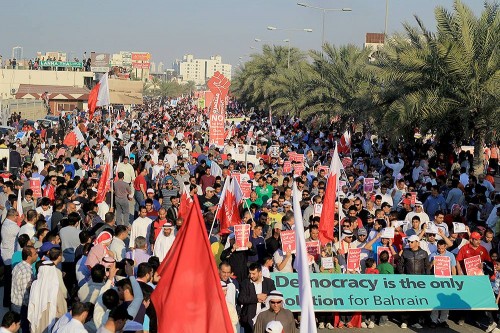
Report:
307,44,378,125
376,0,499,174
231,44,306,111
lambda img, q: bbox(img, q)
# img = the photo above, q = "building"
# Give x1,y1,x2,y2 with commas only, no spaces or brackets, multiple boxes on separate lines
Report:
12,46,23,60
150,62,156,74
364,33,385,61
173,54,232,85
157,62,164,74
110,51,151,81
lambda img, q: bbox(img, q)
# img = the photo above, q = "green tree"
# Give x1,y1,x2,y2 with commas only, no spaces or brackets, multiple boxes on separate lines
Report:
376,0,499,173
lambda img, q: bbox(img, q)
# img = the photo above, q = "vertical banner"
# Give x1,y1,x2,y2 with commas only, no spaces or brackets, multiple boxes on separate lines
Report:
347,248,362,272
434,256,452,278
410,192,418,205
306,241,320,265
234,224,251,251
464,255,483,276
281,230,296,254
240,182,252,199
30,178,42,198
207,72,231,147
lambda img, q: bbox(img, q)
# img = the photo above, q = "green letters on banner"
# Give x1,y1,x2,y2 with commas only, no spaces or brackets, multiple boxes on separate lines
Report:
39,61,83,68
271,273,497,312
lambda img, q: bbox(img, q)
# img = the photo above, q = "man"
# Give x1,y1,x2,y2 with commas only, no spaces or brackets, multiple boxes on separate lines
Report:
114,171,132,226
221,233,256,283
11,245,37,333
0,311,21,333
166,195,179,223
397,235,429,329
238,263,276,333
253,291,296,333
18,209,37,240
153,221,176,262
255,177,273,204
456,231,491,275
141,189,161,211
109,225,129,261
405,201,430,224
428,240,456,328
133,167,148,212
116,156,135,185
56,302,91,333
1,209,20,307
129,206,153,249
125,237,151,267
423,186,447,220
28,248,68,333
96,307,132,333
198,187,218,213
248,224,266,264
160,179,178,210
200,168,216,194
219,262,239,307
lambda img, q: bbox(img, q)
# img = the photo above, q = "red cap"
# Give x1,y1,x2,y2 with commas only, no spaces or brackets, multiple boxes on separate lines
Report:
470,232,482,240
402,198,412,205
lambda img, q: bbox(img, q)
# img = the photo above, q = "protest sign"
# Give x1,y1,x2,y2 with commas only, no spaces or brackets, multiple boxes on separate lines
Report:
377,246,393,265
452,222,467,233
271,273,497,312
464,255,483,276
363,178,375,193
293,163,304,176
321,257,334,269
29,178,43,198
318,166,329,174
434,256,452,278
234,224,251,251
306,240,320,265
240,182,251,199
313,204,323,217
283,161,292,174
347,248,362,272
410,192,417,205
281,230,296,254
380,227,395,239
269,145,280,157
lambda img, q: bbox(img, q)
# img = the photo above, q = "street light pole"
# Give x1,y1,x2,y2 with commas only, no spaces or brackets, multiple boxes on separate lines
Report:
266,26,312,68
322,9,326,48
384,0,389,37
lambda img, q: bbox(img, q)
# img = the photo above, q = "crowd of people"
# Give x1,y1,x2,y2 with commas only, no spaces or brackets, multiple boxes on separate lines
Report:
0,95,498,333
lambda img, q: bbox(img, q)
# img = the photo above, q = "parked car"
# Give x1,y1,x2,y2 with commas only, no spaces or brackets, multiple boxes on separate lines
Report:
0,126,16,136
44,115,60,126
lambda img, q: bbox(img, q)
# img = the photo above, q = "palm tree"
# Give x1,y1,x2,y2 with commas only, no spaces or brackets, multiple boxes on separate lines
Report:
376,0,499,173
232,44,306,111
307,43,378,125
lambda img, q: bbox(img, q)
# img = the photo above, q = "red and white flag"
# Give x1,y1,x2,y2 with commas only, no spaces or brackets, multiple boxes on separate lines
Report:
339,130,351,155
217,177,243,231
318,144,342,245
95,154,111,204
63,123,86,147
88,73,110,120
178,184,193,220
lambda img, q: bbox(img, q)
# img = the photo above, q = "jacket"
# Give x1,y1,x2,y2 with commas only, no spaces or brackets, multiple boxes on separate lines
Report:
397,247,430,275
238,277,276,325
220,245,256,283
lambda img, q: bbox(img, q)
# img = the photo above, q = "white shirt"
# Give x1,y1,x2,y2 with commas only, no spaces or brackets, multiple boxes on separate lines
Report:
56,318,88,333
251,279,264,322
129,217,153,248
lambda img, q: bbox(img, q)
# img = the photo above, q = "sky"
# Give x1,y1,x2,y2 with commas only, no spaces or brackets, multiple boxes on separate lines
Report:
0,0,487,68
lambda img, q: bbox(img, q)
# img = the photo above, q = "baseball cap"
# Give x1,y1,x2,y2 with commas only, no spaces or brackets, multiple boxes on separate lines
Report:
358,228,367,236
402,198,411,205
283,201,291,206
408,235,420,242
39,242,60,253
381,202,392,208
266,321,284,333
470,232,482,240
206,187,215,192
147,188,155,194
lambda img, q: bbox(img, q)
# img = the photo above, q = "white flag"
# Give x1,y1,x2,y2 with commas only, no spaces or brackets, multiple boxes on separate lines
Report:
17,189,23,216
96,73,110,107
292,181,317,333
210,161,223,178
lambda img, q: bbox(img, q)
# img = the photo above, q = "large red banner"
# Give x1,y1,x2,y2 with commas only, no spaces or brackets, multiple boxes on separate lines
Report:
207,72,230,147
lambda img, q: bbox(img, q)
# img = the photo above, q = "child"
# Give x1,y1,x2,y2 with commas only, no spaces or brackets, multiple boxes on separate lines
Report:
377,250,394,274
364,258,379,274
261,256,273,279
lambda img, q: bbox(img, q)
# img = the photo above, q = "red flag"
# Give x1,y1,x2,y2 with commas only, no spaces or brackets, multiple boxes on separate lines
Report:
178,184,193,220
152,195,233,333
318,145,342,245
217,178,242,231
338,130,351,155
95,157,111,204
88,74,110,120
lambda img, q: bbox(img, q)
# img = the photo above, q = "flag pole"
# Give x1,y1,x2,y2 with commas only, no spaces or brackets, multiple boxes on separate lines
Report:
208,205,220,237
109,104,114,210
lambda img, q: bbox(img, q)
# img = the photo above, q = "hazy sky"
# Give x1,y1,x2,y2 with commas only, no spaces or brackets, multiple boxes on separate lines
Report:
0,0,487,68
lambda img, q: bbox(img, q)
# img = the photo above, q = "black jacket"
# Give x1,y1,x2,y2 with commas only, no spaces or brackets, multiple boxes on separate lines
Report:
397,247,430,275
220,245,256,283
238,277,276,325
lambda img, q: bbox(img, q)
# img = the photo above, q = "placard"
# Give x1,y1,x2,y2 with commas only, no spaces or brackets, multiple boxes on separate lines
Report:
283,161,292,174
29,178,43,198
452,222,467,233
380,227,395,239
240,182,251,199
313,204,323,217
347,248,362,272
363,178,375,193
321,257,334,269
318,166,329,174
341,157,352,168
306,240,320,265
293,163,304,176
234,224,251,251
271,273,497,312
281,230,296,254
376,246,393,265
464,255,483,276
434,256,452,278
269,145,280,157
410,192,418,205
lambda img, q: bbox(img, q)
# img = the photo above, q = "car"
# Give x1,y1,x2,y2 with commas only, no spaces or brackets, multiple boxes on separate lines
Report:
44,115,60,126
36,119,53,129
0,126,16,136
17,119,36,131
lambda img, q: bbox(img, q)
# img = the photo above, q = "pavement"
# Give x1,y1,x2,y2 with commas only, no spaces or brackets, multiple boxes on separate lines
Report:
316,320,484,333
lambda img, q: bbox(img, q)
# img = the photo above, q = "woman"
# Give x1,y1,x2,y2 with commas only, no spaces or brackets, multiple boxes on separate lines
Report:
85,231,114,269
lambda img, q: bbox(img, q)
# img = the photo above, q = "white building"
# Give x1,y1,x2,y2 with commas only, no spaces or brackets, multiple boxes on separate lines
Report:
12,46,23,60
174,54,232,85
364,33,385,61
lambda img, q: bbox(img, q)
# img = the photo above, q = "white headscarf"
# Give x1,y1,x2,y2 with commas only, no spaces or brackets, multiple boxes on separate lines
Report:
28,262,60,333
153,225,176,262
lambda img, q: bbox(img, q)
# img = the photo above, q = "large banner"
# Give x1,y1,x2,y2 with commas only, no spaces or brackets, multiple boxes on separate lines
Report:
271,273,496,312
207,72,230,147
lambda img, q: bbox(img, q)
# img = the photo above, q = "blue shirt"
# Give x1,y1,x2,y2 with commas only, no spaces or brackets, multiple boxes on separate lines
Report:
423,194,447,219
64,163,76,178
